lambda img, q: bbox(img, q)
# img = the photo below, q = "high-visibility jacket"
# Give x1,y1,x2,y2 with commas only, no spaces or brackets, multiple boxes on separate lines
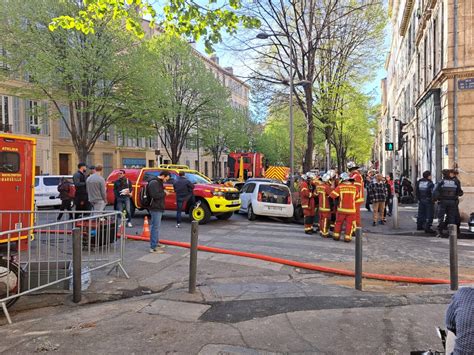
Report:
329,181,360,214
350,171,365,203
317,183,333,212
299,180,314,209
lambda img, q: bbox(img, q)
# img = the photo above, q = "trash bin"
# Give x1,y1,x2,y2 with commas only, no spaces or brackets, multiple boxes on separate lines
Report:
76,220,117,249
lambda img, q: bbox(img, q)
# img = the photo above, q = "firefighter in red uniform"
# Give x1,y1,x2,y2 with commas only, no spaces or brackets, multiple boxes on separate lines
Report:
347,161,365,227
311,172,322,231
299,173,316,234
317,173,333,238
329,173,361,242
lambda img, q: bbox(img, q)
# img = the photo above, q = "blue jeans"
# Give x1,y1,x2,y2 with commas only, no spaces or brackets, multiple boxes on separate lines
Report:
417,199,434,230
116,197,131,223
176,199,184,224
150,210,163,249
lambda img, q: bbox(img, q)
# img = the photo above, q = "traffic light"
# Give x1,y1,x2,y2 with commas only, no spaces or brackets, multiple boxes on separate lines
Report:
385,142,394,151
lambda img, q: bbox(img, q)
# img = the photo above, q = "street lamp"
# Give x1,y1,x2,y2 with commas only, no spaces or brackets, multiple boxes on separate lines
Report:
392,115,399,229
256,31,311,190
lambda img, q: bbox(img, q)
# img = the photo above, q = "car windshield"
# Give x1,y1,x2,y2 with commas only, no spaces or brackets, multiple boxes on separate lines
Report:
258,184,290,204
43,177,62,186
143,170,210,184
34,177,39,187
183,172,211,184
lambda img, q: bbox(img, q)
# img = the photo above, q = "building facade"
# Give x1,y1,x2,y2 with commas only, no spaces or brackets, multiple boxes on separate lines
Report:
0,41,249,180
376,0,474,219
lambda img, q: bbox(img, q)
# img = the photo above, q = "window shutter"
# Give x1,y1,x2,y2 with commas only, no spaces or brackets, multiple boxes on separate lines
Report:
41,102,49,136
24,99,30,134
13,97,20,133
59,106,71,138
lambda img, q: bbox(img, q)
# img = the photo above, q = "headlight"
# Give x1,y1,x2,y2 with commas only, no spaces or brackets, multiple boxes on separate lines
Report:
212,191,225,197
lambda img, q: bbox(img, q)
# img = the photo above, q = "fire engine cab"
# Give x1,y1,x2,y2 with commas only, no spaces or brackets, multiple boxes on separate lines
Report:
227,152,265,179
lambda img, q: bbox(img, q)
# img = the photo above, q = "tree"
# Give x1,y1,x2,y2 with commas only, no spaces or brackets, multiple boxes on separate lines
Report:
49,0,261,53
0,0,143,162
133,35,231,164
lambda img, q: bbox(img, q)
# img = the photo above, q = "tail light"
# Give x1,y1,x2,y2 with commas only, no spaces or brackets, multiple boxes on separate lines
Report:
287,195,292,204
257,192,262,201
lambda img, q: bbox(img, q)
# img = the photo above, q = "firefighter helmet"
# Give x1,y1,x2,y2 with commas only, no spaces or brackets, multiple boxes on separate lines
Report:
322,174,331,183
340,172,351,181
327,169,337,179
347,161,360,170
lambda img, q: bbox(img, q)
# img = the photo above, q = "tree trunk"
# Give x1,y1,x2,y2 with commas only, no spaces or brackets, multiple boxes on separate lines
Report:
76,145,88,165
303,88,314,172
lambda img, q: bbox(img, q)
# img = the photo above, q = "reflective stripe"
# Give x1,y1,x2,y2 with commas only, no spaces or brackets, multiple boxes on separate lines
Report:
338,208,356,213
319,207,331,212
302,204,309,209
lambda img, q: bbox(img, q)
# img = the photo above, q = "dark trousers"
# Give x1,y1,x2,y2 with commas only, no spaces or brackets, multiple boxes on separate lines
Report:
176,195,195,224
437,200,458,232
417,199,434,230
58,199,73,220
74,196,90,217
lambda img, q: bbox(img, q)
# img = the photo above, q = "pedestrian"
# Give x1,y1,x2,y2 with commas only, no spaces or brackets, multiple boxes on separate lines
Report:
347,161,365,227
384,174,394,218
113,170,133,228
147,171,171,253
73,162,90,216
433,169,463,237
329,173,361,242
317,173,333,238
299,173,316,234
173,171,195,228
368,174,388,226
415,170,435,233
86,164,107,213
445,287,474,355
365,170,375,212
57,177,74,221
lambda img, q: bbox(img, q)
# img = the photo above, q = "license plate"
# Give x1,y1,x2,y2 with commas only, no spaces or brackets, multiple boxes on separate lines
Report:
267,206,282,211
229,201,240,206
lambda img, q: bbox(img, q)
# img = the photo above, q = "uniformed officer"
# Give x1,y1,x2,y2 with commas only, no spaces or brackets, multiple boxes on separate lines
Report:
317,173,333,238
415,170,435,233
347,162,365,227
432,169,463,237
299,173,316,234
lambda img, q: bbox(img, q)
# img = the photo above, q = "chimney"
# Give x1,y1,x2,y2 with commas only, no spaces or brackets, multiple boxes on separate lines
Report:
224,67,233,75
210,54,219,65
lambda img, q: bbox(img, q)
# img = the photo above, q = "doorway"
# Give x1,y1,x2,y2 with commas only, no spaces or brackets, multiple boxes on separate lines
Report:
59,154,70,175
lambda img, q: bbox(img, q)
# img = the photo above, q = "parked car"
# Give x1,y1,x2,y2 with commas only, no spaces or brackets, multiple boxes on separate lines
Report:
239,180,294,221
105,165,241,224
34,175,72,208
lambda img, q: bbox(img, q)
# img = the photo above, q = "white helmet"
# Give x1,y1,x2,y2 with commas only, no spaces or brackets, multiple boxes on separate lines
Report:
306,172,316,180
327,169,337,179
322,174,331,183
300,174,308,180
347,161,360,170
339,172,351,181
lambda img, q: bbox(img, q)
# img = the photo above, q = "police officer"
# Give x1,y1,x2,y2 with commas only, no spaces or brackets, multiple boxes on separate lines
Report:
432,169,463,237
415,170,435,233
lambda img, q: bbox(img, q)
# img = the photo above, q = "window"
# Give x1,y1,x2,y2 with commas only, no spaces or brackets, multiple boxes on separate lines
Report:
0,96,10,132
204,161,208,177
29,101,40,135
103,153,113,178
433,19,437,75
34,177,39,187
0,152,20,173
258,184,290,204
246,183,256,193
43,177,62,186
59,106,71,138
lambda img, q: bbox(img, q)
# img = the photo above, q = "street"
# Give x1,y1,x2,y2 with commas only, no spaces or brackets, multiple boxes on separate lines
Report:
1,207,473,353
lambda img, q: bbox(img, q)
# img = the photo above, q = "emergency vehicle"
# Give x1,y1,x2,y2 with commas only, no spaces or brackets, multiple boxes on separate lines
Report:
0,133,36,248
227,152,265,179
106,165,241,224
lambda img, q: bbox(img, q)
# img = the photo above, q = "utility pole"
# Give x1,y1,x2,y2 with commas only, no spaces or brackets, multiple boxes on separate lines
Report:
392,116,399,229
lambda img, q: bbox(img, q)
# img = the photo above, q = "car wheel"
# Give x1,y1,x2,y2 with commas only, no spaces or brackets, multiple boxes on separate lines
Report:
191,202,212,224
216,212,233,220
247,205,257,221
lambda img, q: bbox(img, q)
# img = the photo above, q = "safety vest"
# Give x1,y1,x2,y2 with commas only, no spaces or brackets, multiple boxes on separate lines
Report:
299,180,312,209
317,183,333,212
329,182,360,214
350,171,364,203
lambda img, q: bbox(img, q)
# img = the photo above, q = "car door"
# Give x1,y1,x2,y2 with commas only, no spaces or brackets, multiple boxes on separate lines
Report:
239,184,249,212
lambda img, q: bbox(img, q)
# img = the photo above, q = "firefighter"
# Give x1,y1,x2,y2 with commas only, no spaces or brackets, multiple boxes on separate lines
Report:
347,161,365,227
433,169,463,237
317,173,333,238
300,173,316,234
311,172,323,231
329,173,361,242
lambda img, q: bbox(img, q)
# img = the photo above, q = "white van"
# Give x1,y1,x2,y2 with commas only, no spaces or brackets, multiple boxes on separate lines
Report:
34,175,72,208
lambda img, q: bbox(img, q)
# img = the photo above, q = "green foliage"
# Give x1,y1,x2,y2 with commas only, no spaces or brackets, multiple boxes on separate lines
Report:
49,0,261,53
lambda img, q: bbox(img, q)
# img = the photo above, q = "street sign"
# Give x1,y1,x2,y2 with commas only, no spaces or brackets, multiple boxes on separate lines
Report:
458,78,474,90
385,142,394,151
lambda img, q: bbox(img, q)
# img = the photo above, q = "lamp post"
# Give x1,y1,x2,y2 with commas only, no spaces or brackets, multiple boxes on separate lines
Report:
256,32,310,190
392,115,399,229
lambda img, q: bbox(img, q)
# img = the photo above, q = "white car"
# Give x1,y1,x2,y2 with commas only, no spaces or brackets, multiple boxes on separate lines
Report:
239,179,294,221
35,175,72,208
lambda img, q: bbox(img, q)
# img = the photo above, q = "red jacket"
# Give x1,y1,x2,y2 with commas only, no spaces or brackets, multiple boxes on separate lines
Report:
350,171,365,203
317,183,333,212
300,180,315,209
329,181,360,214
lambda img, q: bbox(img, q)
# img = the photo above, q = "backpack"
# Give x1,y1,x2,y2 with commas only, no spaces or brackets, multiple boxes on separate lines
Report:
139,183,152,208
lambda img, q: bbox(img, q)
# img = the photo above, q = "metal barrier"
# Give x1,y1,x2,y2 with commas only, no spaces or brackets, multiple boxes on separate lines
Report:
0,210,129,324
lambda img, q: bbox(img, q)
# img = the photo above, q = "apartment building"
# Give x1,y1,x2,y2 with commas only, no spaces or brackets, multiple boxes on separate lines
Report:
376,0,474,218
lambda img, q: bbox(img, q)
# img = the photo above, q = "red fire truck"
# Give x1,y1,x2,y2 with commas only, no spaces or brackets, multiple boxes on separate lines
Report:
0,133,36,249
227,152,265,179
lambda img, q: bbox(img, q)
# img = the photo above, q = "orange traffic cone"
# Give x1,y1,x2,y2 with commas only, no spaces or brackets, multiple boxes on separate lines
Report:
141,216,151,240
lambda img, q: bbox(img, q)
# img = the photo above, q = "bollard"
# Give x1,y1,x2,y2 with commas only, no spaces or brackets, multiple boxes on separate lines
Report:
72,228,82,303
448,224,458,291
392,194,399,229
355,227,363,291
189,221,199,294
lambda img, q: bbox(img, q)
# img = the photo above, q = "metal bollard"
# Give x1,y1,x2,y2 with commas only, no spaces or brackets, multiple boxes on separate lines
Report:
392,195,399,229
355,227,363,291
72,228,82,303
448,224,458,291
189,221,199,294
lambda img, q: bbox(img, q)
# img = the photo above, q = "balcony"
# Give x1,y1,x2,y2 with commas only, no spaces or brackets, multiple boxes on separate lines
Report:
0,123,12,133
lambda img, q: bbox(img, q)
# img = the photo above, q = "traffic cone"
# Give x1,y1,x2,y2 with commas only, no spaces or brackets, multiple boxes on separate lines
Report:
141,216,151,240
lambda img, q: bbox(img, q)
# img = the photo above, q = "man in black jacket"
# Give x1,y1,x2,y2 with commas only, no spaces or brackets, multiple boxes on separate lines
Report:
73,163,89,215
148,171,171,253
433,169,464,237
173,171,195,228
113,170,133,227
415,170,435,233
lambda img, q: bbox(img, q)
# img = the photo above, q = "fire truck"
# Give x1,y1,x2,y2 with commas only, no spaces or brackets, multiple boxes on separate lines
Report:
227,152,265,179
0,133,36,249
